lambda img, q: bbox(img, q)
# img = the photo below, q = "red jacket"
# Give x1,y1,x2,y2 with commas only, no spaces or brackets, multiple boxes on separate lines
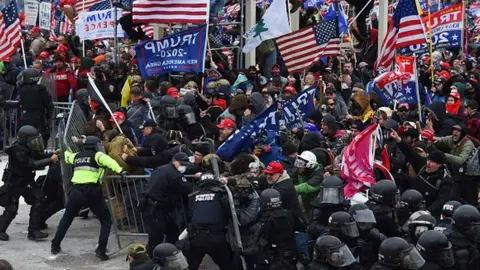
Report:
46,67,77,99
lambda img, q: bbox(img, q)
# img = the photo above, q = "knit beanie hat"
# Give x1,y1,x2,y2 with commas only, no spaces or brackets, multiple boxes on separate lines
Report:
428,150,446,164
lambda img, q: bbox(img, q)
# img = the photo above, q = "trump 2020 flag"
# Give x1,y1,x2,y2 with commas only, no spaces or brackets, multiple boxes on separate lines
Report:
135,25,208,79
282,86,317,129
242,0,290,53
216,103,280,162
341,124,380,198
323,1,348,34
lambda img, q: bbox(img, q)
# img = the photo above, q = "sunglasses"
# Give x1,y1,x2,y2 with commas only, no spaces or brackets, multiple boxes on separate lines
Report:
328,103,336,106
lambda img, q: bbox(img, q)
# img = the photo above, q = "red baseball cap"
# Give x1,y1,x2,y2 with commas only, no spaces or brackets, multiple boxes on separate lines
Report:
421,129,435,142
264,161,284,174
167,87,179,98
216,118,235,129
109,111,126,122
30,26,41,33
397,103,409,110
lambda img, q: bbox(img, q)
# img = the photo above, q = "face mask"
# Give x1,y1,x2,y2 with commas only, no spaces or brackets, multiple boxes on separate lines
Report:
177,165,186,173
188,156,195,163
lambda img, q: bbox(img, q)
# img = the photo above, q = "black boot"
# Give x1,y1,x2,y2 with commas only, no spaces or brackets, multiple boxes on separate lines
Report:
28,230,48,240
95,248,109,261
0,232,9,241
51,241,61,254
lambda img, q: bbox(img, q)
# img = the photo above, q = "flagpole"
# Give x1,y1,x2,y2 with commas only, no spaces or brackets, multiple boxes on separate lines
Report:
113,0,118,64
347,0,373,28
414,60,422,122
20,39,28,69
427,0,434,85
82,0,85,56
202,0,210,85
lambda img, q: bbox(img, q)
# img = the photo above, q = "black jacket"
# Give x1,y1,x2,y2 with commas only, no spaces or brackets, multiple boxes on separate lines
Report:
145,163,193,208
270,171,306,225
4,143,53,186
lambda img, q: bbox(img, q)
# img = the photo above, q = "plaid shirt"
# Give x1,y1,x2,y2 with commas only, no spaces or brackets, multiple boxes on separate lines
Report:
464,110,480,140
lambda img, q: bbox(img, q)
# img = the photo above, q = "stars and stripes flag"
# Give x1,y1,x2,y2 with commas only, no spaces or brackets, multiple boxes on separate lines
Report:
50,11,74,39
374,0,426,73
74,0,103,13
0,0,21,61
74,0,110,21
276,18,340,74
132,0,209,25
141,25,154,38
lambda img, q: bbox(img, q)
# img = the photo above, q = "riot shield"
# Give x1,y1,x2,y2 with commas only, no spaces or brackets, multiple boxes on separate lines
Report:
39,73,57,102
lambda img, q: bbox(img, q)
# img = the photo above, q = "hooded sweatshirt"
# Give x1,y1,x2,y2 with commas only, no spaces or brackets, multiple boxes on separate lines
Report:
350,91,374,122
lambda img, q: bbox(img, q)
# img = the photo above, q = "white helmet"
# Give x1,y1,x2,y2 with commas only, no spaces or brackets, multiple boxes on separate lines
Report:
295,151,318,169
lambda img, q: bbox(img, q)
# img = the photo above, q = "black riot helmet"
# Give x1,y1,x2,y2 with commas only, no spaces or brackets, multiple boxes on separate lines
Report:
348,203,376,231
178,104,196,125
84,136,101,151
368,180,401,208
160,95,179,119
441,200,462,219
260,189,282,210
153,243,188,269
76,88,89,106
416,230,455,267
21,68,42,85
378,237,425,269
452,205,480,242
313,235,356,267
315,176,344,205
400,189,426,211
17,125,44,151
407,211,436,239
328,211,360,238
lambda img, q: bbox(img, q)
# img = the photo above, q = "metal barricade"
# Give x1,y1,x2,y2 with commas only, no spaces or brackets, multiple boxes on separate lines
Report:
1,108,19,151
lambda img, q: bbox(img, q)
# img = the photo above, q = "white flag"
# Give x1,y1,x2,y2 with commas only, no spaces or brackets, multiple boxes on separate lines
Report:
242,0,290,53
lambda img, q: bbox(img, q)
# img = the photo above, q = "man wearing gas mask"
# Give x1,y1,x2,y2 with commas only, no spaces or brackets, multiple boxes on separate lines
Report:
403,211,437,245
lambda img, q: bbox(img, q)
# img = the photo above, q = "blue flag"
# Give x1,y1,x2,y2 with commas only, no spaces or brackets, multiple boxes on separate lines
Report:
216,104,280,162
282,86,317,129
425,87,432,107
303,0,324,10
324,3,348,34
135,25,208,79
367,79,418,106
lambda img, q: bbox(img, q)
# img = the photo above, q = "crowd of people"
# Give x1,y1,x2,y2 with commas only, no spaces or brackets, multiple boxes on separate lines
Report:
1,0,480,270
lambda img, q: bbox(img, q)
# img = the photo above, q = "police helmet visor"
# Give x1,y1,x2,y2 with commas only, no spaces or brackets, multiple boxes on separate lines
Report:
164,251,188,269
341,221,360,238
327,244,356,267
27,134,45,151
318,187,344,204
436,243,455,267
352,209,377,224
401,246,426,269
184,112,196,125
164,106,179,119
413,226,430,238
294,157,307,168
466,222,480,242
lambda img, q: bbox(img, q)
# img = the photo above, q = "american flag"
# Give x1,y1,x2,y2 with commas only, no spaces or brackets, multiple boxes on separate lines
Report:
0,0,21,61
276,18,340,74
141,25,154,38
51,12,73,39
89,0,112,11
132,0,209,25
375,0,425,73
74,0,103,13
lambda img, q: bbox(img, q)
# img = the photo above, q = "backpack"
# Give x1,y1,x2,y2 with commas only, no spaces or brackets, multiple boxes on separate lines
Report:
465,147,480,176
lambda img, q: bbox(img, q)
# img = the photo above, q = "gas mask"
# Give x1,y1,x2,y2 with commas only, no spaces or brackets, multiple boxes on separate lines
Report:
177,166,186,173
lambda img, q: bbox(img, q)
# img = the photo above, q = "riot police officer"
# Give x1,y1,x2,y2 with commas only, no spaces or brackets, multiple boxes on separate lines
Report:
445,205,480,270
309,176,349,244
398,189,426,227
369,237,425,270
365,180,402,237
434,200,461,234
153,243,189,270
248,189,297,269
416,230,455,269
325,212,363,260
0,125,58,241
157,95,180,131
308,235,357,270
404,211,436,245
186,172,234,270
51,136,125,260
17,68,54,146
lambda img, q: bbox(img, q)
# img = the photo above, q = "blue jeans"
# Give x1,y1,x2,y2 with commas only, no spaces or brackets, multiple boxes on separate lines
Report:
261,49,278,78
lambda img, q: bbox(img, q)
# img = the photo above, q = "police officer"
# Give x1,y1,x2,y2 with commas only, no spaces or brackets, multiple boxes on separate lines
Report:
398,189,426,227
370,237,425,270
153,243,189,270
157,95,180,131
309,176,349,244
416,230,455,269
51,136,125,260
141,152,193,257
444,205,480,270
0,125,58,241
404,211,436,245
308,235,357,270
325,212,363,260
18,68,54,146
185,172,234,270
249,189,297,269
434,200,461,234
365,180,403,237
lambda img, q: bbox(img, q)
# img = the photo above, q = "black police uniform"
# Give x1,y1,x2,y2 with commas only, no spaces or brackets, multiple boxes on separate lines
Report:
186,173,234,270
369,237,425,270
417,230,455,270
141,154,193,257
18,68,54,146
0,126,53,241
397,189,426,227
308,235,359,270
434,200,462,234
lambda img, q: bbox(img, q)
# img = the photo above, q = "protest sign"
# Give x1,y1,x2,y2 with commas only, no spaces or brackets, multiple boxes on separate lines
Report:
24,0,39,26
75,8,125,41
38,2,51,30
135,25,208,78
401,3,464,55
